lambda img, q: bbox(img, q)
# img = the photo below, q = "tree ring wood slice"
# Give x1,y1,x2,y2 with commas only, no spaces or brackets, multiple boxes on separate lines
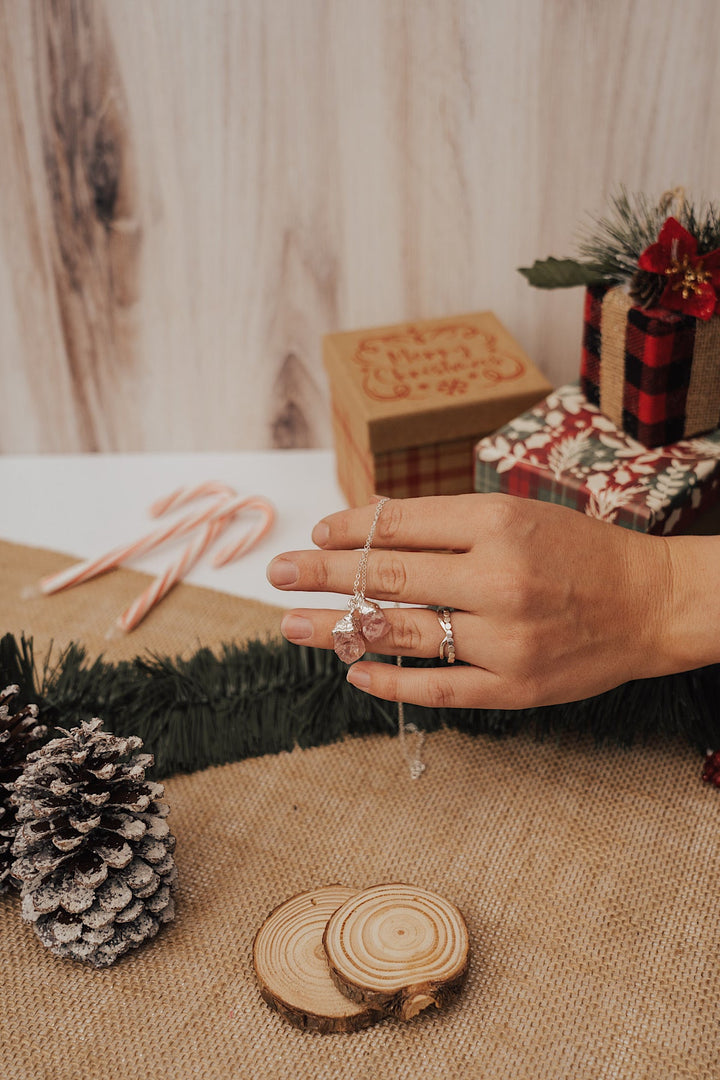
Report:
253,885,385,1033
323,882,470,1022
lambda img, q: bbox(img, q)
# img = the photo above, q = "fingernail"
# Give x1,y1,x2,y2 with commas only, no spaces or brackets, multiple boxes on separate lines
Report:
267,558,298,587
312,522,330,548
347,667,371,690
280,614,313,641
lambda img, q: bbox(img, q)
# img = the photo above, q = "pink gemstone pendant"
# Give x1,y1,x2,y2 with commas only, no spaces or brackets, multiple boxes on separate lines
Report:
332,612,366,664
357,599,390,643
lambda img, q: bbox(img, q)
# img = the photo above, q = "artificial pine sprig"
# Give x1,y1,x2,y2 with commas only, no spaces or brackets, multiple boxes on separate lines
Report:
1,632,718,780
576,188,672,281
673,199,720,257
0,685,47,890
519,187,720,292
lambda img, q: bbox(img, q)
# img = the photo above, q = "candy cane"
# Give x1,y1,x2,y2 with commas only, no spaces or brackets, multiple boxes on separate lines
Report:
38,495,233,596
148,481,237,519
37,482,277,633
115,515,231,633
114,494,274,633
211,497,276,567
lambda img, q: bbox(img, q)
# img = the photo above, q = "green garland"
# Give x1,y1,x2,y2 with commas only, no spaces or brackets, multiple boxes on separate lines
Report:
1,633,718,779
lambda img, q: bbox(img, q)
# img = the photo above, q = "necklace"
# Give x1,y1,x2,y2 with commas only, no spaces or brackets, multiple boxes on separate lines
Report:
331,498,391,664
396,652,426,780
332,498,425,780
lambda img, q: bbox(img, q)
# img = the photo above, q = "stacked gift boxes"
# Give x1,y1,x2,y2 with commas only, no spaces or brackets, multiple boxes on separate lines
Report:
507,204,720,522
323,240,720,522
474,382,720,535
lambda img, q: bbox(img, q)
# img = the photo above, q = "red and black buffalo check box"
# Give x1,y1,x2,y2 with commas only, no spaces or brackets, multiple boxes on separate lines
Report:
475,382,720,535
581,285,720,448
323,312,552,506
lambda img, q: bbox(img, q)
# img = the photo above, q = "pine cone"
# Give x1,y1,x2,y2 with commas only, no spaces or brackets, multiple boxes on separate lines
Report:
629,268,666,309
0,685,47,892
10,718,177,967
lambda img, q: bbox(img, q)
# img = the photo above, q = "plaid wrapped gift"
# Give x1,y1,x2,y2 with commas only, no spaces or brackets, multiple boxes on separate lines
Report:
581,284,720,447
324,312,552,506
475,382,720,535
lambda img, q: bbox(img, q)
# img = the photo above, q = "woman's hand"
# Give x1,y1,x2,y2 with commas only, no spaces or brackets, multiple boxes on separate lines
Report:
266,493,703,710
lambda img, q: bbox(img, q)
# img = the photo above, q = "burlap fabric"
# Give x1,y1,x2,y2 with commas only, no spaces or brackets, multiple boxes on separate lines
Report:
0,539,281,662
685,313,720,436
1,540,718,1079
598,286,634,430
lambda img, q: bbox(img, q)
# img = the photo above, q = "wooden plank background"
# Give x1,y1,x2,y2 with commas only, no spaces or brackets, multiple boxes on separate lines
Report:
1,0,719,452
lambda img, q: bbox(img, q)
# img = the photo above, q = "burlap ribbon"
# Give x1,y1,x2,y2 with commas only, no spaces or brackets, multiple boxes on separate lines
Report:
598,288,634,428
685,315,720,435
1,539,719,1079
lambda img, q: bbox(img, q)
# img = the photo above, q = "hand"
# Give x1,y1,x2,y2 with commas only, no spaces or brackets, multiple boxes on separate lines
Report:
266,493,697,710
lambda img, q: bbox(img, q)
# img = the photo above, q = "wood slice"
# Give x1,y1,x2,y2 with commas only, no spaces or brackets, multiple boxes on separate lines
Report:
253,885,384,1033
323,883,470,1022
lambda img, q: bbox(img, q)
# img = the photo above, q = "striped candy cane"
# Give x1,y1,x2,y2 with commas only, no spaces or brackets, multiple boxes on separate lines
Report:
38,496,232,596
148,481,237,519
211,497,276,567
36,482,277,633
115,514,231,633
115,494,275,632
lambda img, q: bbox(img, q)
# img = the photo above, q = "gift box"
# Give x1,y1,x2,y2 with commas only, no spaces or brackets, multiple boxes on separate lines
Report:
581,284,720,448
474,382,720,535
323,312,552,506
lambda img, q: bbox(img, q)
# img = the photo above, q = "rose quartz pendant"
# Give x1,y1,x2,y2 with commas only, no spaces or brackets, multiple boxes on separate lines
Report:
332,612,366,664
357,599,390,643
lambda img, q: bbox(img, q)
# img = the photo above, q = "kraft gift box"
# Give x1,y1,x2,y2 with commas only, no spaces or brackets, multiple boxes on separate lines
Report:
324,312,552,507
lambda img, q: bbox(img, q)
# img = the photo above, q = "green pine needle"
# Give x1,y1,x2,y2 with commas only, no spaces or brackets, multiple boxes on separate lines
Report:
577,187,720,281
520,188,720,291
1,633,718,779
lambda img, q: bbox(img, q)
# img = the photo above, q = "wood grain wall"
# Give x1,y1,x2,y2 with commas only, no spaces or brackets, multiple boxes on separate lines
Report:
2,0,719,452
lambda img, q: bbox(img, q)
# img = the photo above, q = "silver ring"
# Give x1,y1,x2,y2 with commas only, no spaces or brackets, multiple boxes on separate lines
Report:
436,608,456,664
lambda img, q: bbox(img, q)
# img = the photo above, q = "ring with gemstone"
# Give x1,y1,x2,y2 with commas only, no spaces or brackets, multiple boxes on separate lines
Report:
436,608,456,664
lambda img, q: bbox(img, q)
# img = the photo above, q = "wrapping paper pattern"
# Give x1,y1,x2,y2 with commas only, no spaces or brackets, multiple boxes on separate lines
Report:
373,436,478,500
331,400,478,504
475,383,720,534
581,285,720,447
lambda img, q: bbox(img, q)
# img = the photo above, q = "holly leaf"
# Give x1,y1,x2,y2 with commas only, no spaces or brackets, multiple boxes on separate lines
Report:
518,258,612,289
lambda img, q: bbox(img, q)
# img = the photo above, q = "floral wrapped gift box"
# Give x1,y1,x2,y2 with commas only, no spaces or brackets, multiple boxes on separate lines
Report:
474,383,720,535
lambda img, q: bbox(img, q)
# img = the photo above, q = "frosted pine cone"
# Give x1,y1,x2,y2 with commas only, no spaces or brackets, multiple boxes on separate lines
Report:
10,718,177,967
629,268,666,309
0,685,47,892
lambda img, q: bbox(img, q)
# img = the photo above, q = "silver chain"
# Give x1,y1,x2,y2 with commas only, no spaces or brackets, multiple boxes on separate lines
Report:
349,498,425,780
351,497,388,607
396,624,425,781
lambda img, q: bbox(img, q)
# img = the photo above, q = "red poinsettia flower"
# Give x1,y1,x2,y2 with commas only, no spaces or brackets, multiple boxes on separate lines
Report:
638,216,720,319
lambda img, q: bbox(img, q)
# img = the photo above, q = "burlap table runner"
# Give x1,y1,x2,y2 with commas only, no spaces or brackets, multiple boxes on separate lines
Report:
0,539,282,662
1,540,718,1079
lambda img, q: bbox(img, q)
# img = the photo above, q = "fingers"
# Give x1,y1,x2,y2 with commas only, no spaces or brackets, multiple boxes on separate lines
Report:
267,548,473,609
345,660,514,711
280,606,476,662
311,495,496,553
